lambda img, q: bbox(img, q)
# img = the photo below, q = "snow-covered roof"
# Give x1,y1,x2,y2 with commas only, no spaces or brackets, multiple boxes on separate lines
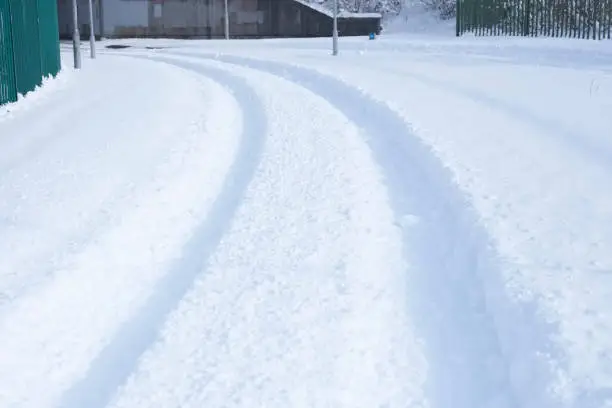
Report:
292,0,382,19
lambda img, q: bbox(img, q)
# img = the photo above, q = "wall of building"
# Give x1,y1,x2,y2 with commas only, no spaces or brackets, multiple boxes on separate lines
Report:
56,0,379,39
97,0,269,39
148,0,215,37
57,0,148,38
228,0,265,37
102,0,149,37
57,0,101,37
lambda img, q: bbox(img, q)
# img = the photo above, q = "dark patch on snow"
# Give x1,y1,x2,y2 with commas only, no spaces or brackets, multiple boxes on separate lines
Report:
105,44,132,49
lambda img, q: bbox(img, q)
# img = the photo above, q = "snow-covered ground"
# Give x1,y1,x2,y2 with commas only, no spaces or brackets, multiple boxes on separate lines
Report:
2,32,612,408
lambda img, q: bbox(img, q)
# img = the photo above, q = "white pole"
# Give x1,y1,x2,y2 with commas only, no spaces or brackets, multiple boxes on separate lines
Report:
87,0,96,58
224,0,229,39
71,0,81,69
332,0,338,55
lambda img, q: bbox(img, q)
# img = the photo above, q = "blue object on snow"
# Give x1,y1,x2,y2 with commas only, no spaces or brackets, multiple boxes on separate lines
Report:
369,32,376,40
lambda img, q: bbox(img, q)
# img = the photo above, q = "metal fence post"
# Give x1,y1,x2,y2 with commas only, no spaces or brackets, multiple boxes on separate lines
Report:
224,0,229,39
456,0,461,35
332,0,338,55
523,0,529,35
72,0,81,68
88,0,96,58
0,0,17,105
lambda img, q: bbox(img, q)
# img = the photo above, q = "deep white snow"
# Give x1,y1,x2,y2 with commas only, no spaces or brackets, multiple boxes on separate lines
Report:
1,31,611,408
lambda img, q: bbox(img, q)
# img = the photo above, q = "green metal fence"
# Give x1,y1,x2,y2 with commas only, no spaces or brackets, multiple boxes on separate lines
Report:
0,0,61,106
457,0,612,38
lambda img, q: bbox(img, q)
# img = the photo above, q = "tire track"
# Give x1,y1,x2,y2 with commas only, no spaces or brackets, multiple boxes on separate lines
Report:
0,58,240,408
103,55,421,408
368,62,612,173
56,63,266,408
162,51,554,408
164,50,612,172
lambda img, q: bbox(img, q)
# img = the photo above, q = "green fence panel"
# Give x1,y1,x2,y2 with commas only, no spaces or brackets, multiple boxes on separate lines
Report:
38,0,60,78
457,0,612,38
11,0,43,96
604,0,612,40
0,0,60,106
0,0,16,105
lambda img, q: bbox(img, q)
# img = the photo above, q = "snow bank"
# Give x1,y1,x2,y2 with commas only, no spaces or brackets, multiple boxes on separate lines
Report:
0,55,73,124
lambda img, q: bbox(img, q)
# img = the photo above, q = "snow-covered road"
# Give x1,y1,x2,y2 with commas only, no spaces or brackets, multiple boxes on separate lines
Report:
1,36,611,408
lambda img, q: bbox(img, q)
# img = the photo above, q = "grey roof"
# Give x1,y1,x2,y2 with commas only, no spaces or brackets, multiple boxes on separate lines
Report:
292,0,382,19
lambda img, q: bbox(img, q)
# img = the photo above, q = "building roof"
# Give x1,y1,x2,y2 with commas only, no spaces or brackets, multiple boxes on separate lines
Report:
292,0,382,19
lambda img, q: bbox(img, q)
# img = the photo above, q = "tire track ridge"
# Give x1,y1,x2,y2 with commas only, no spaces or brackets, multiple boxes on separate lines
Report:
56,60,267,408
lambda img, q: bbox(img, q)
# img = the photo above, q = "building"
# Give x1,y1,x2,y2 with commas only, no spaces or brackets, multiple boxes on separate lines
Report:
56,0,381,39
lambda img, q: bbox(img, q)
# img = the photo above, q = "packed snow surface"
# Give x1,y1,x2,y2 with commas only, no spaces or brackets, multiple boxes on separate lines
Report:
1,34,611,408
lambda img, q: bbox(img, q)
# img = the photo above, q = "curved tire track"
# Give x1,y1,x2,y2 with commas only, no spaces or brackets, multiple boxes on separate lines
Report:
162,51,562,408
367,62,612,173
103,55,422,408
57,62,267,408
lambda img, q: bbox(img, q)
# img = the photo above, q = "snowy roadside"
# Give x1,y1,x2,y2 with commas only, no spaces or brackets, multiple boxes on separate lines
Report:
0,53,242,407
0,54,74,123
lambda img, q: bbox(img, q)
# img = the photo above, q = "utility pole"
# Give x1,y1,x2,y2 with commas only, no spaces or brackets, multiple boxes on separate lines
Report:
224,0,230,39
87,0,96,58
332,0,338,55
71,0,81,69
